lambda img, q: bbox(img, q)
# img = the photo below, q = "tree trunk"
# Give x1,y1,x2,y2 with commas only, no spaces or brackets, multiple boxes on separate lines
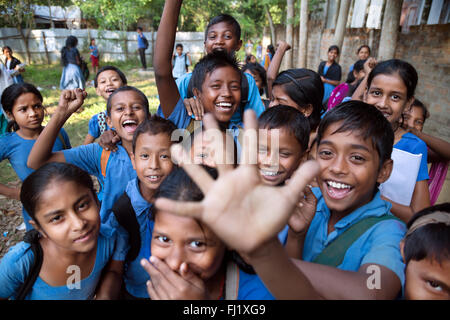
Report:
285,0,294,69
42,31,51,65
378,0,403,60
298,0,308,68
18,26,31,64
264,4,276,45
333,0,351,57
47,0,55,28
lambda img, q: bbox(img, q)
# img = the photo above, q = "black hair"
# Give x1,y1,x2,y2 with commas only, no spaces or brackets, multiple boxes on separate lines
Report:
94,65,128,88
242,62,267,95
267,44,275,56
137,27,143,32
61,36,78,67
258,105,310,153
317,100,394,170
153,166,256,274
205,14,241,41
175,43,183,49
410,98,430,123
245,54,255,64
106,86,149,117
20,162,96,226
272,68,324,131
346,59,367,83
357,45,371,55
328,45,340,55
403,203,450,266
2,46,12,54
132,114,178,152
367,59,418,100
191,50,241,94
1,82,43,132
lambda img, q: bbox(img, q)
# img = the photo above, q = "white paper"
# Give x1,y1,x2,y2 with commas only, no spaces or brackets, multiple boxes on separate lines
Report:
379,147,422,206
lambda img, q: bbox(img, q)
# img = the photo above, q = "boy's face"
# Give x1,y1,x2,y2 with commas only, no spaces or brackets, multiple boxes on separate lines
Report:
195,65,241,123
403,105,425,132
176,47,183,55
132,132,174,194
204,22,242,54
316,122,392,216
258,128,304,186
404,257,450,300
106,90,148,142
96,70,125,101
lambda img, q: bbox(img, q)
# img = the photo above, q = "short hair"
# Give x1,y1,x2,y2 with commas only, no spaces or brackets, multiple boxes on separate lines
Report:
205,14,241,40
258,105,310,153
272,68,324,131
2,46,12,54
94,65,128,88
357,45,371,55
137,27,143,31
328,45,340,55
242,62,267,95
403,203,450,266
106,86,149,117
346,59,367,83
410,99,430,123
20,163,96,226
317,100,394,170
175,43,183,49
367,59,418,100
191,50,241,93
132,114,179,152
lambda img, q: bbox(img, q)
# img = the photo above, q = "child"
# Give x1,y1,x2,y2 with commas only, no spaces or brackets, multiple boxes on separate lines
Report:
155,0,243,159
400,202,450,300
140,166,274,300
173,7,265,124
157,102,407,300
27,86,149,224
107,115,177,299
83,66,128,145
0,83,71,230
348,45,370,73
172,43,191,80
60,36,85,90
402,100,450,205
89,39,99,76
360,59,431,222
2,46,25,84
242,62,268,107
0,162,125,299
318,45,341,105
262,44,275,71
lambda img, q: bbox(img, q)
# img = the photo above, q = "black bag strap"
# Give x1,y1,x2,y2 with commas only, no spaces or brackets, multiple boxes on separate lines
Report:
15,230,43,300
112,192,141,262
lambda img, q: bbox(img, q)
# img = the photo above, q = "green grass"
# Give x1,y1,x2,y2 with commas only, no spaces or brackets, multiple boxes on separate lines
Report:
0,60,159,184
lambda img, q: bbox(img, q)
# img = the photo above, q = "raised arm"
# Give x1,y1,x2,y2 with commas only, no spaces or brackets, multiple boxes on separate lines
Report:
352,58,377,101
27,89,86,169
154,0,182,118
266,41,291,99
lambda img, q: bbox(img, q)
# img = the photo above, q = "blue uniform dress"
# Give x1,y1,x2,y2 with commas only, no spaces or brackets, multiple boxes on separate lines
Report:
0,129,71,230
394,132,429,182
0,225,127,300
233,269,275,300
106,178,154,298
60,47,85,90
301,188,406,286
175,72,265,124
62,143,137,223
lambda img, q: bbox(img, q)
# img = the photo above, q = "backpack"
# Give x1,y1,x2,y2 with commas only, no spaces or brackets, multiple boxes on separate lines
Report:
186,71,249,118
172,54,189,73
142,37,149,50
312,215,400,267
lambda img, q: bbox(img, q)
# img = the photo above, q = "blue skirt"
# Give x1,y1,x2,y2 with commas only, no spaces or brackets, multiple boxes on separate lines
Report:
60,63,85,90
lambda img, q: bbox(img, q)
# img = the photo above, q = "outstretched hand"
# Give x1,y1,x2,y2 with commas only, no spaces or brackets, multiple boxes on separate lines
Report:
154,110,320,254
57,88,87,117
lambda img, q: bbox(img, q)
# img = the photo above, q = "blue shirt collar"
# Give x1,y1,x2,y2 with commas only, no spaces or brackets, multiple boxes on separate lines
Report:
125,178,153,217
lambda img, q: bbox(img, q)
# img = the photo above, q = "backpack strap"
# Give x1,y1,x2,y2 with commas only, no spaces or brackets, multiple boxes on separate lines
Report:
225,260,240,300
57,132,69,150
112,192,141,262
100,148,111,179
15,230,43,300
312,215,400,267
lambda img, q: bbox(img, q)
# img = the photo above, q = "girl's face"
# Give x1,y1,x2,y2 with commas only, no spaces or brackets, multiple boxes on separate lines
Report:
132,132,174,194
32,180,100,254
358,47,370,60
6,93,44,132
106,90,148,142
96,70,125,101
403,105,425,132
353,69,366,82
328,49,338,62
269,85,313,117
3,48,12,59
196,66,241,124
151,210,226,281
244,70,263,91
364,73,412,126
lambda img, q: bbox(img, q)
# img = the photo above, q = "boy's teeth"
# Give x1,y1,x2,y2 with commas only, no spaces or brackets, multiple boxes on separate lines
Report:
327,181,351,189
261,170,279,176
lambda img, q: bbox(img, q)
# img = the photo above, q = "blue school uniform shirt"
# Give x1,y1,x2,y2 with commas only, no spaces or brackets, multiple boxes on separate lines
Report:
88,111,110,139
300,188,406,286
0,129,71,230
172,53,190,79
0,224,126,300
394,132,429,181
106,178,154,298
322,65,336,104
174,71,265,124
62,143,137,223
235,269,275,300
